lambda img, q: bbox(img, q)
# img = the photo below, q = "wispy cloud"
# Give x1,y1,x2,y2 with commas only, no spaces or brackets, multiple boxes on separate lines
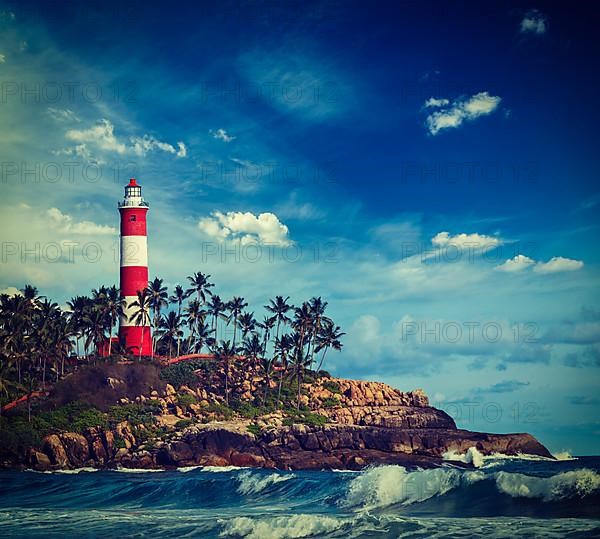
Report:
520,10,547,35
210,128,236,143
424,92,502,135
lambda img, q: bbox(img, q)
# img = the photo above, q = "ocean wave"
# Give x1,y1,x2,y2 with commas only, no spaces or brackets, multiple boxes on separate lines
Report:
236,470,295,495
218,514,350,539
552,450,577,461
495,468,600,501
442,447,485,467
342,464,600,510
442,446,577,468
342,465,484,509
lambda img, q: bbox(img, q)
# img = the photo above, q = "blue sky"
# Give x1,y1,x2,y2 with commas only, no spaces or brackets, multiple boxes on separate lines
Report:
1,0,599,454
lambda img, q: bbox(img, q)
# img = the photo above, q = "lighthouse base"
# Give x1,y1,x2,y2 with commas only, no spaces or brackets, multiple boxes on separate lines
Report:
119,326,153,356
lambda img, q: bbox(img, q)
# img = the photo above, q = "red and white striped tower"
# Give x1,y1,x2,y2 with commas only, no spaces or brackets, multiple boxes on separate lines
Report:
118,179,152,356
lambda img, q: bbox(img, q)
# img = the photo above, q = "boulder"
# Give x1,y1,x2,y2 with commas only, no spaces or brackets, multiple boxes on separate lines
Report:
42,435,69,467
59,433,90,466
28,449,52,471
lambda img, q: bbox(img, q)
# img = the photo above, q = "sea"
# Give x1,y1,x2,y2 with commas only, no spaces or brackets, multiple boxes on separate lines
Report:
0,450,599,538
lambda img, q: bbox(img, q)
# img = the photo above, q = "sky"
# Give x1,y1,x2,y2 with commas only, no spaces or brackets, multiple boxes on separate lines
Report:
0,0,599,454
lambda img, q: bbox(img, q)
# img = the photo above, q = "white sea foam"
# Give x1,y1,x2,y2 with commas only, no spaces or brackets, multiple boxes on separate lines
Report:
176,466,203,473
495,468,600,501
342,465,475,509
114,467,166,473
219,514,348,539
442,447,485,468
552,450,577,461
25,467,98,474
236,470,295,495
442,446,572,467
201,465,248,473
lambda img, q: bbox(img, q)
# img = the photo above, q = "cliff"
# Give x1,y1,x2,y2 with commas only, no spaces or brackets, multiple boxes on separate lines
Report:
15,373,553,471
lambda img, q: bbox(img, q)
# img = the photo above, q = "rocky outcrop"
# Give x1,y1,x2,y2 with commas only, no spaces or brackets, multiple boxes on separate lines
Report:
26,421,552,472
17,377,553,472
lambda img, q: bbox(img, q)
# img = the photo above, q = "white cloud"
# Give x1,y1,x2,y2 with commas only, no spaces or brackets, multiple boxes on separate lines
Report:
0,286,22,297
431,231,501,250
424,97,449,108
63,119,186,160
198,211,291,245
534,256,584,274
495,254,535,272
131,135,187,158
47,107,79,122
520,10,547,34
496,255,584,274
47,207,117,235
66,119,127,154
210,128,236,143
425,92,502,135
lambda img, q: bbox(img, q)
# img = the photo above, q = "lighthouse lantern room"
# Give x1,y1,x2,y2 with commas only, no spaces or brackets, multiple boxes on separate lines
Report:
118,179,152,356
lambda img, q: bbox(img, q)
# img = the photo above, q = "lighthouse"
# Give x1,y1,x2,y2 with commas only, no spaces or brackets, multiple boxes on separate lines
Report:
118,179,152,356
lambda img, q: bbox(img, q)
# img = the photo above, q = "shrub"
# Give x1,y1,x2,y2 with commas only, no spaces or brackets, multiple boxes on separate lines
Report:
175,419,193,429
321,380,341,394
320,397,340,409
176,393,197,411
160,360,214,388
113,436,127,450
108,403,158,427
231,400,262,419
282,409,328,427
204,403,234,421
247,423,263,437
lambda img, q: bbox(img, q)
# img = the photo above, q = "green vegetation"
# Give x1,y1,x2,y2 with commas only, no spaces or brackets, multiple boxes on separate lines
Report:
175,419,193,429
247,423,263,436
0,278,345,451
0,401,108,457
321,380,342,394
176,392,197,411
108,402,159,426
160,360,215,388
282,409,329,427
320,397,341,408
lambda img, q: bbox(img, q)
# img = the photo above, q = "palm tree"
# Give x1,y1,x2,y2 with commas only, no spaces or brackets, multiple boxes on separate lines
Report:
214,340,236,405
207,295,226,341
315,320,345,373
66,295,88,358
258,315,276,354
292,302,314,408
186,272,214,305
275,333,294,403
129,289,152,360
307,297,330,369
265,295,293,349
170,285,190,316
238,312,257,340
193,320,215,353
158,311,183,358
184,299,204,353
82,308,107,364
148,278,168,357
226,296,248,352
102,286,124,357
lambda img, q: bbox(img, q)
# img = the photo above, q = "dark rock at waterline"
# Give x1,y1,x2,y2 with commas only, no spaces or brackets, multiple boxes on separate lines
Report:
23,422,552,472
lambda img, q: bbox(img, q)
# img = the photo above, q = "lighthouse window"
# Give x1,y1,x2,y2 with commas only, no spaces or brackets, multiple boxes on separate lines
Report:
129,215,136,222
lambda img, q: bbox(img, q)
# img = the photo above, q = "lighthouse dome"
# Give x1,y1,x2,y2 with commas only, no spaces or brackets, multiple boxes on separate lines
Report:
119,178,149,208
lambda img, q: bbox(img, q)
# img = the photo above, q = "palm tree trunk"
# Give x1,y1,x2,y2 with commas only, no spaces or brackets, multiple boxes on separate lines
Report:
316,347,329,374
139,326,144,362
